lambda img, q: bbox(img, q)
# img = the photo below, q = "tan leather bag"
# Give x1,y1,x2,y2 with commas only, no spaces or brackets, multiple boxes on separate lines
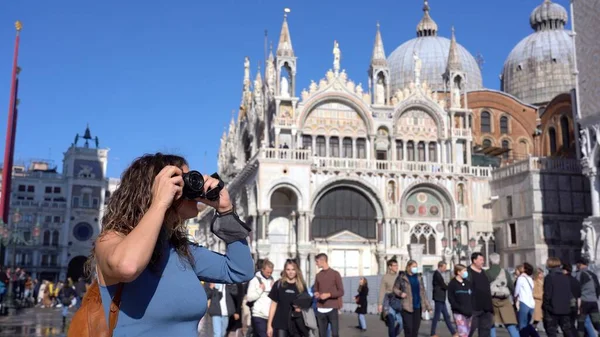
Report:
68,280,124,337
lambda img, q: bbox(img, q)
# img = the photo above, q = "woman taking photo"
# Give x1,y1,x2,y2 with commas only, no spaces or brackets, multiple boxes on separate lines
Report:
447,264,472,337
267,260,308,337
92,153,255,337
393,260,432,337
354,277,369,331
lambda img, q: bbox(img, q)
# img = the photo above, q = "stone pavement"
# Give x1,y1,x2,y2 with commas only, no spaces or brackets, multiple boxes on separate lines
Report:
0,307,542,337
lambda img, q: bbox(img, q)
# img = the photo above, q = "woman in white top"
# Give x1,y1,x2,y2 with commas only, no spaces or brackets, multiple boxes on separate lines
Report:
514,262,540,337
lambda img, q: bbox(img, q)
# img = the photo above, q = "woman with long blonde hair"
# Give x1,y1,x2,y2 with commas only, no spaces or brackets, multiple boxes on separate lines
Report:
87,153,254,337
267,259,308,337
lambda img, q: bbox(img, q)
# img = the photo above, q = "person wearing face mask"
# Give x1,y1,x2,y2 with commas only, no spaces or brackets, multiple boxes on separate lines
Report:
393,260,432,337
448,264,472,337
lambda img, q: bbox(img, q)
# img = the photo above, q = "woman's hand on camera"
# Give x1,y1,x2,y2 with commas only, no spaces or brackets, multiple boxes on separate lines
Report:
151,165,184,211
197,175,232,213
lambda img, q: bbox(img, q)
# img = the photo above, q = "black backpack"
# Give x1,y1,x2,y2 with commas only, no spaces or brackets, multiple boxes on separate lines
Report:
246,277,264,309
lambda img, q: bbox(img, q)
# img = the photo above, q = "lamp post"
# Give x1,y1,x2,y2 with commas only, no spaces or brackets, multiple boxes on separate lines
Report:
0,208,41,315
441,226,478,267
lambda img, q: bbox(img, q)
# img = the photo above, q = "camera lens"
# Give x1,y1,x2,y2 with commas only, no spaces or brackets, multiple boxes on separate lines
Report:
187,172,203,191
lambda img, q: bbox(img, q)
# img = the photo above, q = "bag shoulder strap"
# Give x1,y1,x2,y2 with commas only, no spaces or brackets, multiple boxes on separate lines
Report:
108,283,124,336
96,264,125,337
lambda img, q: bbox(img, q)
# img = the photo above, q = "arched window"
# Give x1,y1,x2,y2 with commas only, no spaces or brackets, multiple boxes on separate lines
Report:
500,116,509,134
52,230,60,247
43,230,50,246
519,140,529,157
502,140,510,159
330,137,340,157
418,142,426,162
481,111,491,133
342,138,352,158
410,224,436,255
407,141,415,161
396,140,403,161
312,187,376,239
560,116,570,149
356,138,366,159
549,127,557,155
316,136,326,157
483,139,492,148
428,142,437,162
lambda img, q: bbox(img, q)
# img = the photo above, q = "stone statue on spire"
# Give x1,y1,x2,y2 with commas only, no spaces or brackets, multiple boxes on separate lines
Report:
333,40,341,75
243,56,250,90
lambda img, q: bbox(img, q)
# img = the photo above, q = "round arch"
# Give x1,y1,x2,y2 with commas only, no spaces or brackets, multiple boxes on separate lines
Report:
400,182,456,219
67,255,87,282
266,179,304,210
311,186,378,239
298,93,375,133
310,177,385,219
393,99,447,138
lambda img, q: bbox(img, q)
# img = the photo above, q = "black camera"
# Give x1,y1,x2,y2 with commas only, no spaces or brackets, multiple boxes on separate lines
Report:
181,171,224,201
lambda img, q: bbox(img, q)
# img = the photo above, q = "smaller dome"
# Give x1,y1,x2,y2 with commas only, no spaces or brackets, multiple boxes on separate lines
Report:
416,1,438,37
530,0,568,31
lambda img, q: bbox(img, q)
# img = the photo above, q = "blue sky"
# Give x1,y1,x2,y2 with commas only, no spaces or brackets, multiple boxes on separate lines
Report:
0,0,571,178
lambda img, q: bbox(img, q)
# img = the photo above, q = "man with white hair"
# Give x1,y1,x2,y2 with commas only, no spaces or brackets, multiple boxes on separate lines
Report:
486,253,519,337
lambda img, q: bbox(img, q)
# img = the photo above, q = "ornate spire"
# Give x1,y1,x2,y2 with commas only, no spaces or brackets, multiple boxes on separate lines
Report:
371,22,387,67
416,0,438,37
446,26,461,72
254,64,263,88
276,9,294,57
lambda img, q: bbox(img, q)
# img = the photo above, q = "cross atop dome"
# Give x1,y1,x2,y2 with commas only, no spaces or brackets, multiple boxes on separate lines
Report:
417,0,438,37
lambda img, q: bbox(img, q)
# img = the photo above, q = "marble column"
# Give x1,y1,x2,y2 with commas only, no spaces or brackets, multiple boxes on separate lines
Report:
261,210,271,240
299,251,308,281
586,170,600,217
409,243,424,266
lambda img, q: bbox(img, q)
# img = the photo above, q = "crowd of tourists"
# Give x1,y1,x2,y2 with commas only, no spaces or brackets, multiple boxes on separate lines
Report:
378,252,600,337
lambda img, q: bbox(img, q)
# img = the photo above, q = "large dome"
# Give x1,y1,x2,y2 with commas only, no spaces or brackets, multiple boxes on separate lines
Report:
388,36,483,93
501,0,574,105
387,1,482,93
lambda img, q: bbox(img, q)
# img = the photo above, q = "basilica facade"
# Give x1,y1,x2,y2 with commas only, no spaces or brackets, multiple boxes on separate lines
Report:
189,0,591,280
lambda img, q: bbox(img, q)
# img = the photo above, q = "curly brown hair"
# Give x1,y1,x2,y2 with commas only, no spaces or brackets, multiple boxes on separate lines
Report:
85,153,194,276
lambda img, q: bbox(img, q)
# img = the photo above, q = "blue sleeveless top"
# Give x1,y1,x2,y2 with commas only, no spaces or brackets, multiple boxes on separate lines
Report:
99,240,253,337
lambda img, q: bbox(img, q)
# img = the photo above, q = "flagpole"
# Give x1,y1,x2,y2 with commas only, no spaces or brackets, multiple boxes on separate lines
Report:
0,21,23,225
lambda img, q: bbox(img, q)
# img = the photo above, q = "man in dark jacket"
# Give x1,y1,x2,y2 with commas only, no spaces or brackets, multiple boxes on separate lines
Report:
431,261,457,337
543,257,576,337
466,252,494,337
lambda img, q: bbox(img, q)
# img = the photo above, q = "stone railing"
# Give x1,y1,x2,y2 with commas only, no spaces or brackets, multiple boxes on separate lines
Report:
492,156,582,180
312,157,492,178
274,117,294,127
452,128,472,138
260,148,312,161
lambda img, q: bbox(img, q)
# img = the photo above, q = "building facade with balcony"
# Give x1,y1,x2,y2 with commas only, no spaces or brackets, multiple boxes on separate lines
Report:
0,126,118,282
190,0,583,280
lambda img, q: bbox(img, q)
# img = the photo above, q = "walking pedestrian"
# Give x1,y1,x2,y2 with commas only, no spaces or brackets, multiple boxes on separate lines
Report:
393,260,432,337
431,261,458,337
378,258,402,337
466,252,494,337
514,262,539,337
246,259,275,337
313,253,344,337
354,277,368,331
543,257,576,337
448,264,472,337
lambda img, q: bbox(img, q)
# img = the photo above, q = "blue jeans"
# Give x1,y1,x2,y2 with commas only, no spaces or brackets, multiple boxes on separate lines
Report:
585,315,597,337
432,301,457,335
491,324,519,337
387,306,403,337
212,316,228,337
357,314,367,329
62,305,69,317
517,302,540,337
